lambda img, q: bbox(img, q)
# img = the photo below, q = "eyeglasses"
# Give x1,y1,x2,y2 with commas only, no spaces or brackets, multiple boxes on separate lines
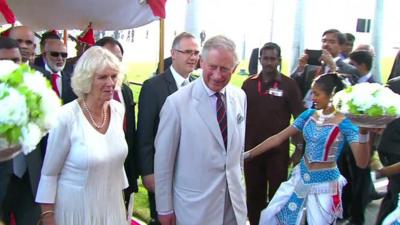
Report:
16,39,34,45
49,51,68,58
175,49,200,56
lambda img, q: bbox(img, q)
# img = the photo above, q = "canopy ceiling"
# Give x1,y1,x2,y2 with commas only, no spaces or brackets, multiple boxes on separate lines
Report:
1,0,165,31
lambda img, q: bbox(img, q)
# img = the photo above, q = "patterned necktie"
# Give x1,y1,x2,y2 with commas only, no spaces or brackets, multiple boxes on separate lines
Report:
51,73,60,97
181,80,189,87
215,92,227,149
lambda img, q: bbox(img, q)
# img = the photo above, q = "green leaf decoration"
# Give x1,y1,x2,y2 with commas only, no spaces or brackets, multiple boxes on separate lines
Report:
387,106,397,116
366,105,384,117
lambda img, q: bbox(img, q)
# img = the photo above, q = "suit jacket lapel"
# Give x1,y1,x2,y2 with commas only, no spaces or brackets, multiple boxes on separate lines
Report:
192,80,225,150
163,69,178,94
225,87,236,150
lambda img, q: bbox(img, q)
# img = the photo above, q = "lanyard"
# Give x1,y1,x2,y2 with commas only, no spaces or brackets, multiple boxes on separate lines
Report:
257,79,279,96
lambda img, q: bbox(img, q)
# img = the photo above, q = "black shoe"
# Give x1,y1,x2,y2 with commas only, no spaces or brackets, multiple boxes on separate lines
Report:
370,191,386,201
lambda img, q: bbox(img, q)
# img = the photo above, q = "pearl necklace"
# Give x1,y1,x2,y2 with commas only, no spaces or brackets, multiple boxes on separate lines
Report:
81,99,107,129
316,109,336,125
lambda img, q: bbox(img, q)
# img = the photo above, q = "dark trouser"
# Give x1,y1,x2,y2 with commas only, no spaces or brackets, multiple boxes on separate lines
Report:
339,146,375,225
1,173,40,225
376,152,400,225
148,191,160,225
244,149,289,225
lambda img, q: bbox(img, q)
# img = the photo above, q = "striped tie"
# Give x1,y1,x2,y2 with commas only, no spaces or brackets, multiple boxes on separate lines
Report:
215,92,227,149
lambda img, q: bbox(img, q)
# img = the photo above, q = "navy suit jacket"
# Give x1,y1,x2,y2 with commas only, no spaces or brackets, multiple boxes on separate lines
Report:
136,69,196,176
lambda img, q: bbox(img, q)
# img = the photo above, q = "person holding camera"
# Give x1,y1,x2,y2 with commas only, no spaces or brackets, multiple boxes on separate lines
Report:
291,29,359,109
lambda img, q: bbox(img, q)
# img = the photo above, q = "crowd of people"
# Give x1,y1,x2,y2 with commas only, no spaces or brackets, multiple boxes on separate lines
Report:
0,25,399,225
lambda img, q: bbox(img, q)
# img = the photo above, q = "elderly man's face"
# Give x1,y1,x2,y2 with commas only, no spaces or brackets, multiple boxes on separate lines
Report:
44,40,67,72
201,48,237,92
0,48,22,64
9,27,36,63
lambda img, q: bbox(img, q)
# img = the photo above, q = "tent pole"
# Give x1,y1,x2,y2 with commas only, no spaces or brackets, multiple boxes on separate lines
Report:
63,29,68,47
158,19,165,73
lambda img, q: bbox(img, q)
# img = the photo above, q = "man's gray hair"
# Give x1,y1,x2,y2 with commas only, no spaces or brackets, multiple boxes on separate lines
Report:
201,35,239,65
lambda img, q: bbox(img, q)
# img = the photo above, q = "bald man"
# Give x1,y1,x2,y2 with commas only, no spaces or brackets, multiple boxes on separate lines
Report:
8,26,36,64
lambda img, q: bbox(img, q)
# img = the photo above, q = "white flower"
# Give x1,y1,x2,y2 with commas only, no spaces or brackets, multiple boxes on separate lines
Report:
23,70,50,94
0,61,61,157
333,83,400,116
39,89,62,129
351,94,375,111
0,60,19,80
20,123,42,154
0,84,28,125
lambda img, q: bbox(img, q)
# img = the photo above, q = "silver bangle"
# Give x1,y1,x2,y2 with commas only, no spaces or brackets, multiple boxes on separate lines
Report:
359,132,370,143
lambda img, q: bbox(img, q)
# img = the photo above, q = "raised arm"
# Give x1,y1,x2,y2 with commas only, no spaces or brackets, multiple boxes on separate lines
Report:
245,126,300,160
349,128,371,168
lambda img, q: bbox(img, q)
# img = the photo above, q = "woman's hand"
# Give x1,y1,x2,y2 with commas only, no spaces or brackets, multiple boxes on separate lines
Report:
40,213,56,225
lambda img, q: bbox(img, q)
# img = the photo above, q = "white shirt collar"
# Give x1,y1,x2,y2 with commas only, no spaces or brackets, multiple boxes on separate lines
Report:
170,66,190,89
201,76,226,97
45,63,61,76
358,71,372,83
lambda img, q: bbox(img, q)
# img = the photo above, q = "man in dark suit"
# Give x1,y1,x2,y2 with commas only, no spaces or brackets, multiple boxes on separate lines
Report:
33,30,61,69
136,32,200,225
375,76,400,225
342,50,384,225
34,39,77,105
0,36,42,225
388,50,400,81
291,29,359,108
95,36,140,208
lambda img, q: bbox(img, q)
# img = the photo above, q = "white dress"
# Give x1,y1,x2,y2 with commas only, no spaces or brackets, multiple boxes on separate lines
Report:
36,100,129,225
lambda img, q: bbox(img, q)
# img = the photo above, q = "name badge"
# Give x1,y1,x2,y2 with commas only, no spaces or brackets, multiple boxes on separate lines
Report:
268,88,283,97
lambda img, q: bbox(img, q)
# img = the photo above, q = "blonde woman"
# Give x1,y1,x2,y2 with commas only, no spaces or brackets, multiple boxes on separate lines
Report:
36,46,129,225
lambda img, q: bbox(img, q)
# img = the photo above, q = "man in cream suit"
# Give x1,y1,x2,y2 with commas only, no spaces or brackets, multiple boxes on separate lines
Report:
154,35,247,225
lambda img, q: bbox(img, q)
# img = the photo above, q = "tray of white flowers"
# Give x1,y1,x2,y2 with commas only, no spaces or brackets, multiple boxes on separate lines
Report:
0,60,61,161
333,82,400,128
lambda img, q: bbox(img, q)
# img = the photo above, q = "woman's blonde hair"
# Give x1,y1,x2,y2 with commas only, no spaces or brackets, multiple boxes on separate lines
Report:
71,46,124,98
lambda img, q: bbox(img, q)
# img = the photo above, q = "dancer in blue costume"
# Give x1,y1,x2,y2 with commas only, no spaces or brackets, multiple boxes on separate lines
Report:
245,73,374,225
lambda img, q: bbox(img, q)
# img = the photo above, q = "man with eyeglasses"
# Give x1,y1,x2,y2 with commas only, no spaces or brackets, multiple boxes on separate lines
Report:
137,32,199,225
8,26,36,64
40,39,76,105
33,30,61,68
291,29,359,107
241,42,304,225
